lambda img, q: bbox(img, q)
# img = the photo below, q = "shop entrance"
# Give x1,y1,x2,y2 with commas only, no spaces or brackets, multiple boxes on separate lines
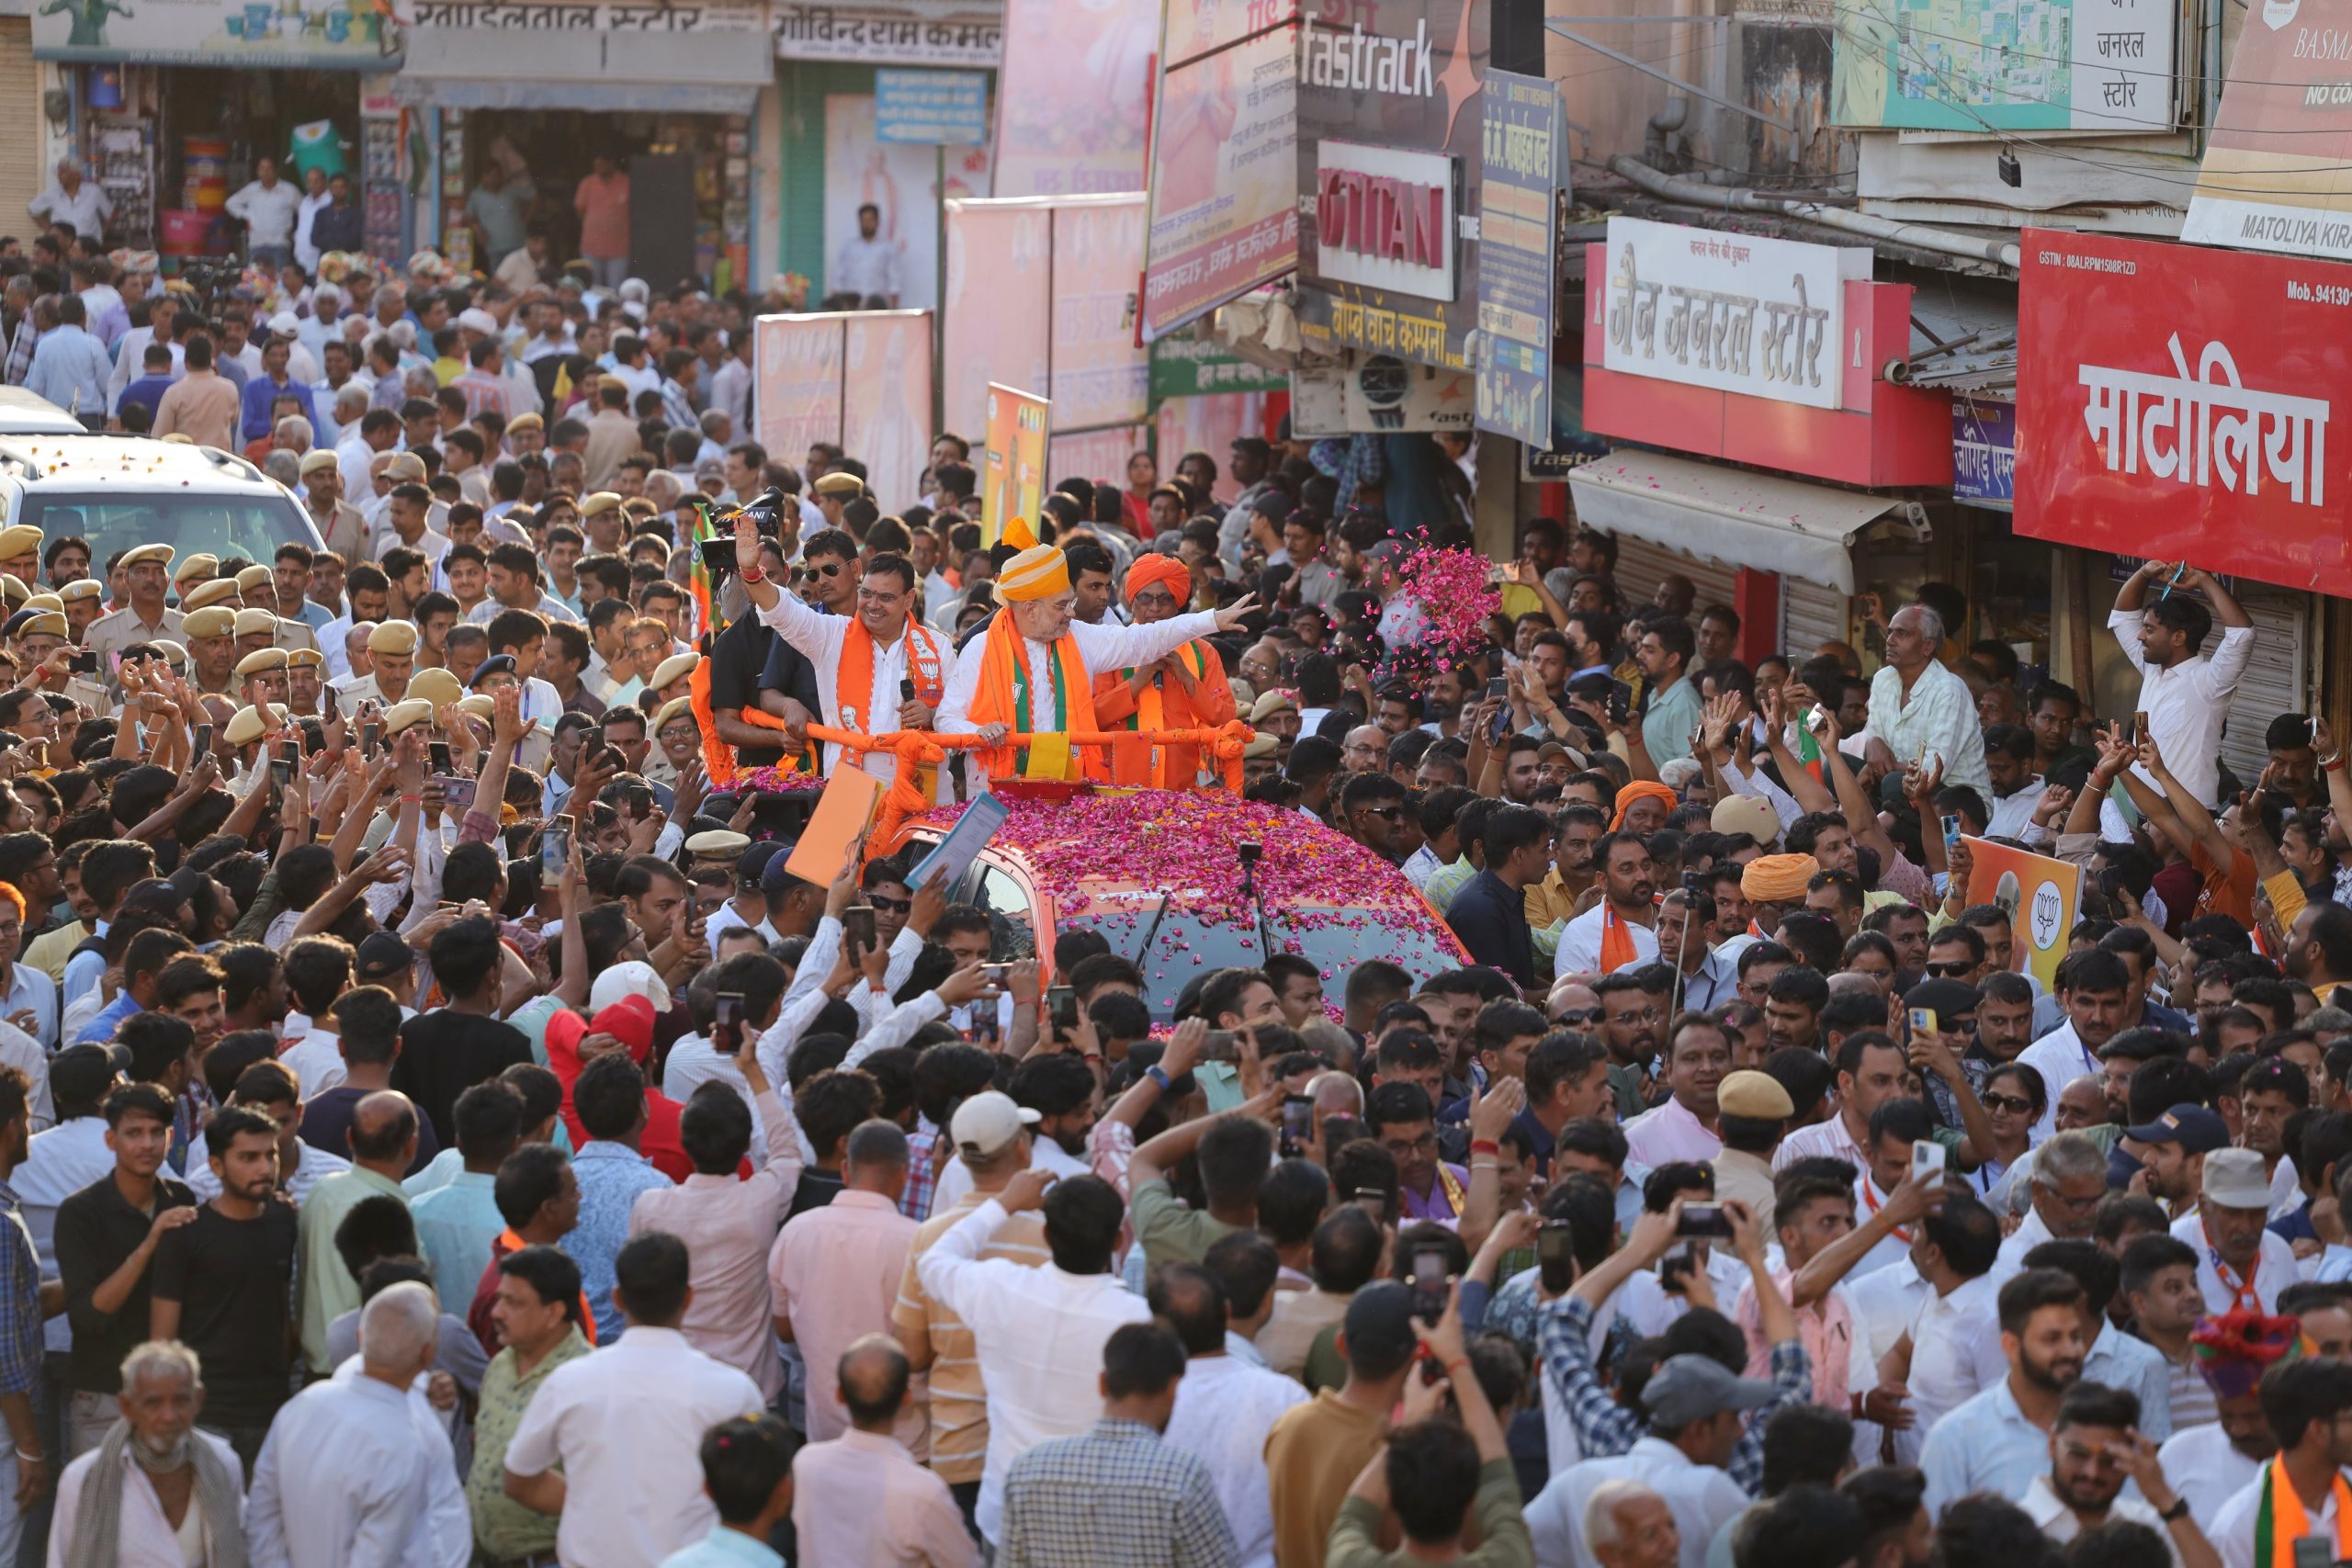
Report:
157,67,359,254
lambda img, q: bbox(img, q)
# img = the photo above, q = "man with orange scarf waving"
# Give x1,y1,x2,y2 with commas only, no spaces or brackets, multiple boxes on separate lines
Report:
735,517,958,799
1089,551,1238,789
934,542,1256,794
2210,1355,2352,1568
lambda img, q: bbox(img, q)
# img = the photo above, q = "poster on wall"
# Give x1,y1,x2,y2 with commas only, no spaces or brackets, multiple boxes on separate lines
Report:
990,0,1156,197
1829,0,2174,131
755,311,933,511
1156,392,1272,505
941,200,1053,445
33,0,401,63
1048,197,1149,433
1139,11,1300,340
1476,69,1566,447
982,384,1051,547
822,95,995,313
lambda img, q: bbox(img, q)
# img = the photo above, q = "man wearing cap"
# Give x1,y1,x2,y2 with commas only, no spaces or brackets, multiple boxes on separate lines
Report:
298,447,366,562
1529,1351,1773,1568
85,542,183,681
58,578,104,649
2173,1148,2298,1314
340,620,417,715
1716,852,1819,967
2158,1309,2295,1523
0,526,40,591
2129,1103,2230,1219
234,647,289,712
284,649,329,721
907,536,1254,792
1089,552,1238,790
177,604,239,698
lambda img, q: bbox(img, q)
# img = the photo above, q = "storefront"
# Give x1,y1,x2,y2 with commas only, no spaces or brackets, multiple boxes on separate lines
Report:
2016,227,2334,778
31,0,397,260
391,0,771,289
1570,216,1962,666
769,0,1003,310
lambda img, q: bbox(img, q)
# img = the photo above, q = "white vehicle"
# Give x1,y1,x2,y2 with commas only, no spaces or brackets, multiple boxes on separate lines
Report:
0,434,322,584
0,388,91,437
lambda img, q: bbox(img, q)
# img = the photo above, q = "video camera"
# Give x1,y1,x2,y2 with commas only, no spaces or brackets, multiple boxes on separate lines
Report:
697,486,790,577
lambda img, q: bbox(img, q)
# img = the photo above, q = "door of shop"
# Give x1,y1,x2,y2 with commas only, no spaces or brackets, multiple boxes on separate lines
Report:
630,151,696,291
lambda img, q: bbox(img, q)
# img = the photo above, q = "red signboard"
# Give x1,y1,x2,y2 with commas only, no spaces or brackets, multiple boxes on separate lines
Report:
2017,227,2352,594
1576,242,1952,489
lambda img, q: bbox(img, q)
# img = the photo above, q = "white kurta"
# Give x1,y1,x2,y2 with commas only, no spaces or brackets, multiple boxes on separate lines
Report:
244,1372,457,1568
46,1429,243,1568
752,592,959,800
934,608,1224,794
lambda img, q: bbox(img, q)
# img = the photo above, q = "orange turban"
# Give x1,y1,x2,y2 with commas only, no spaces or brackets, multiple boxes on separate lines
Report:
1125,553,1192,607
1611,780,1676,830
1741,852,1821,903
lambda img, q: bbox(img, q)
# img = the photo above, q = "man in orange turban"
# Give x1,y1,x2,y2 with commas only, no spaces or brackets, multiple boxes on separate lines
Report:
935,543,1258,792
1738,852,1821,941
1612,780,1677,833
1091,552,1238,789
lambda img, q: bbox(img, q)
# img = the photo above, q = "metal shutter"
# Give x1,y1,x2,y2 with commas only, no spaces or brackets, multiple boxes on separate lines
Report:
1781,575,1848,662
2219,586,2310,785
1611,535,1739,622
0,25,36,239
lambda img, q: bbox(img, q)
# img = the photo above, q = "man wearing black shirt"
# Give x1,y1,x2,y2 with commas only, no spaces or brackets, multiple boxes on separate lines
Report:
52,1083,193,1457
393,916,532,1148
711,535,817,771
149,1105,297,1471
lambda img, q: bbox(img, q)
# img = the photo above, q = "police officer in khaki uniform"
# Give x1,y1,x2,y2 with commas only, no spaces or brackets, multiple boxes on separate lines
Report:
285,649,329,721
234,565,318,654
84,542,183,677
235,647,289,711
183,605,241,698
339,619,417,716
0,525,42,588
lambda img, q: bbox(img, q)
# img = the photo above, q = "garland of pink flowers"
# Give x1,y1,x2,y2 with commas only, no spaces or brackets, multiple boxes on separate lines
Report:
907,789,1454,995
729,766,827,795
1385,545,1501,676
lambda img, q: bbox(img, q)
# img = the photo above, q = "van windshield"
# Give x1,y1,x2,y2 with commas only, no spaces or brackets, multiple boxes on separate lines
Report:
19,494,320,582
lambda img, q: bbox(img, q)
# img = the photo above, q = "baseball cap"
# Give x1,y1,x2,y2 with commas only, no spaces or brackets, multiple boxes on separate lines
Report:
2123,1103,2229,1155
1340,1280,1420,1367
354,931,413,984
760,850,807,902
1717,1070,1793,1120
2202,1146,2272,1209
51,1043,124,1109
949,1090,1039,1159
1710,795,1781,848
1641,1354,1778,1426
589,960,673,1015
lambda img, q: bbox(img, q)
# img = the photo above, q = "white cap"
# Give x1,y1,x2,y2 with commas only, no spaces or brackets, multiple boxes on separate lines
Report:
2202,1146,2271,1210
588,959,672,1015
618,277,649,303
267,310,300,337
456,307,499,336
949,1090,1040,1160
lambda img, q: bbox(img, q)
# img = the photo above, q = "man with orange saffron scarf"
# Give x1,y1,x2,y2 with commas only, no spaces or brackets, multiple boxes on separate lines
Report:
2210,1353,2352,1568
1090,551,1238,789
935,542,1255,793
734,518,958,799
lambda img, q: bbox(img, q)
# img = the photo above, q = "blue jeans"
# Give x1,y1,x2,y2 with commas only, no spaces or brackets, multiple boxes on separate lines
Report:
250,243,291,268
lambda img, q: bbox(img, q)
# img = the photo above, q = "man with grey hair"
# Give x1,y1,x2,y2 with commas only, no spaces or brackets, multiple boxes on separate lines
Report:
48,1339,247,1568
246,1280,456,1566
1990,1130,2109,1285
1858,601,1988,797
29,160,110,241
1586,1479,1681,1568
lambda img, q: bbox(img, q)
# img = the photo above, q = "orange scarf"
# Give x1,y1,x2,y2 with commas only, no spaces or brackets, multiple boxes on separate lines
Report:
838,616,946,796
1092,640,1237,789
967,610,1094,780
1600,899,1642,973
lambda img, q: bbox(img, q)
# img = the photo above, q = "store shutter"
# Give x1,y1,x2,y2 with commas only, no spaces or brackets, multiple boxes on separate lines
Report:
1781,577,1848,663
1610,536,1738,625
0,22,37,237
2218,586,2310,787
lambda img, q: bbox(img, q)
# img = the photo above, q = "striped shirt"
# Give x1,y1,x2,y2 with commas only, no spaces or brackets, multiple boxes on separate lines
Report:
890,1190,1050,1484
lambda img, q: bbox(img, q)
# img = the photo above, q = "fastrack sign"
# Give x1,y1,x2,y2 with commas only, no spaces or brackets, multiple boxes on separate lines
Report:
1311,141,1457,299
2017,227,2352,594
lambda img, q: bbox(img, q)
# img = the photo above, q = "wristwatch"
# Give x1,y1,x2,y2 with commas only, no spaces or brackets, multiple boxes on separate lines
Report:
2158,1496,2189,1523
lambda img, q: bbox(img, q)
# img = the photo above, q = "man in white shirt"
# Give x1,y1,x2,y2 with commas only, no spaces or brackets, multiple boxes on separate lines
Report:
1888,1195,2007,1443
1992,1133,2109,1285
914,1161,1152,1548
1918,1267,2089,1519
832,203,901,305
2208,1356,2352,1568
1155,1258,1306,1568
2158,1308,2293,1526
245,1282,459,1567
1553,831,1661,979
44,1343,246,1568
501,1231,766,1568
224,157,304,267
2174,1149,2300,1315
292,165,333,271
2109,558,2256,810
28,161,110,240
1526,1354,1773,1568
2018,1382,2216,1567
1860,604,1988,797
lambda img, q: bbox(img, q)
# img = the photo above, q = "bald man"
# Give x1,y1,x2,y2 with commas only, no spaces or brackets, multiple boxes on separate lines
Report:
790,1334,978,1567
297,1089,423,1375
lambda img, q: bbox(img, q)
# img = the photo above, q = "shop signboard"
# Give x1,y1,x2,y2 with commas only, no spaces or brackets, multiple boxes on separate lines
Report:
2183,0,2352,260
1295,0,1487,372
993,0,1157,197
1600,217,1870,413
755,311,933,517
1149,336,1289,400
1953,394,2017,506
1476,68,1565,448
406,0,764,28
982,384,1051,547
774,1,1002,65
1310,141,1459,299
1048,197,1150,432
1829,0,2174,131
2016,228,2352,595
1138,18,1301,339
1962,838,2080,994
34,0,402,64
876,70,989,143
1292,354,1474,434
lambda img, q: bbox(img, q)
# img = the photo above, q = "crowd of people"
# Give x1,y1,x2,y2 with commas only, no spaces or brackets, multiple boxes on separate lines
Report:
0,207,2340,1568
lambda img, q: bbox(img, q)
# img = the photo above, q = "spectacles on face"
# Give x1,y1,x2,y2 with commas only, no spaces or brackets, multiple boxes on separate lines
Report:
865,894,912,915
1362,805,1403,820
812,560,849,579
1553,1008,1602,1025
1924,961,1973,978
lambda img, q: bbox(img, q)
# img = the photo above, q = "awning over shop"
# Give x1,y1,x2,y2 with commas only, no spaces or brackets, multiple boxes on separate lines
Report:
1566,451,1913,596
390,28,770,114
